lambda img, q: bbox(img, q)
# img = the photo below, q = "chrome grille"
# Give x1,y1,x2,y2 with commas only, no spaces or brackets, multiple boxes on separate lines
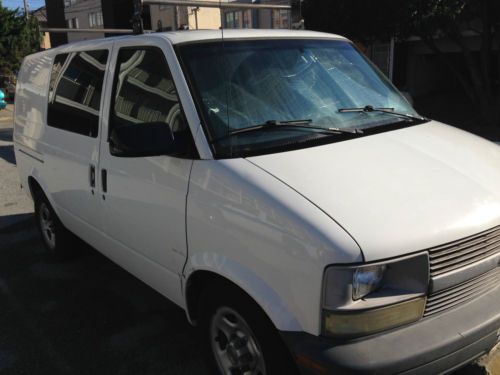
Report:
428,225,500,276
424,267,500,317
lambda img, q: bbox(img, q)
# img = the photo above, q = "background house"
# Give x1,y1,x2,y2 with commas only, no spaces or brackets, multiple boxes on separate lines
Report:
221,0,291,29
32,5,51,49
44,0,296,47
45,0,152,45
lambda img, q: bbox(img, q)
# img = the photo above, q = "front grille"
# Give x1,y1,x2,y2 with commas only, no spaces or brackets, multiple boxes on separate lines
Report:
424,267,500,317
428,225,500,276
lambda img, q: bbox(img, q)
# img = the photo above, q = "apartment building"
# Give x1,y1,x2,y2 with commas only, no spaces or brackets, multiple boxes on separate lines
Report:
222,0,291,29
46,0,150,45
32,6,52,49
45,0,294,47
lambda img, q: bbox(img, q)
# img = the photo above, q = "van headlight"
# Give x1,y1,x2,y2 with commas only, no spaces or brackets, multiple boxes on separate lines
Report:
352,265,386,300
322,253,429,338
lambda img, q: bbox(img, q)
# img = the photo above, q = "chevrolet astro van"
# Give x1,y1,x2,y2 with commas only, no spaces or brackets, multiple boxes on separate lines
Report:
14,30,500,374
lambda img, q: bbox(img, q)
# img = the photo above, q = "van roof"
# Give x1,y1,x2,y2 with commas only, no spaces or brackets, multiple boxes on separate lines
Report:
161,29,347,44
48,29,348,53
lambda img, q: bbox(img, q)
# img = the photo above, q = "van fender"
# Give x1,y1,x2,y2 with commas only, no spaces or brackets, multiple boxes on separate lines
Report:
183,252,303,332
28,168,61,217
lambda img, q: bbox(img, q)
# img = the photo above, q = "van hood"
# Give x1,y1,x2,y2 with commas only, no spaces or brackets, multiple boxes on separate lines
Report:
247,121,500,261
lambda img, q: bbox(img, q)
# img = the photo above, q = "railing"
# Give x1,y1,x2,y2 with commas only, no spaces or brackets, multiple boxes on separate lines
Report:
142,0,290,10
40,28,139,34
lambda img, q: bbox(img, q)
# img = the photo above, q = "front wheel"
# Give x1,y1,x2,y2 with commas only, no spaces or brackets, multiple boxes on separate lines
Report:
200,282,298,375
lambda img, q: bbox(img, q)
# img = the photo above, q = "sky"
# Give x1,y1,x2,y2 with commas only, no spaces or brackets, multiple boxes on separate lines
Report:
3,0,46,11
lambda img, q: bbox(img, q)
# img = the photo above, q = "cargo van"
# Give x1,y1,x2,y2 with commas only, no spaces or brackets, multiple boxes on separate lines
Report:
14,30,500,374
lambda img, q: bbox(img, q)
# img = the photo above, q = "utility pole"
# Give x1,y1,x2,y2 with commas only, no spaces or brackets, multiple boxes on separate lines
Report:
194,7,199,29
23,0,29,20
173,5,178,30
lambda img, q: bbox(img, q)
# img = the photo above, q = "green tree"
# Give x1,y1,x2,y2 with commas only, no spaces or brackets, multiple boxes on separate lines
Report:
0,0,41,84
302,0,406,44
302,0,500,127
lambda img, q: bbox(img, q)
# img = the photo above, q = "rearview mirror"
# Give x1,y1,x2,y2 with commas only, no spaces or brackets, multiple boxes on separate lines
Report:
110,122,175,157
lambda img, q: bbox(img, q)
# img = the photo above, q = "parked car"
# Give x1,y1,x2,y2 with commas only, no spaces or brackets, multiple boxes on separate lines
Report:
14,30,500,375
0,89,6,110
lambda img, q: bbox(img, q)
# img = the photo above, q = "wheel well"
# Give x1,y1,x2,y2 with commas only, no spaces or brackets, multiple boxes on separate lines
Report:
27,176,44,200
185,271,261,325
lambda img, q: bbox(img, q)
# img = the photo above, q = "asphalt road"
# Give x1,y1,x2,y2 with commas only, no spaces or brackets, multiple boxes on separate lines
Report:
0,105,498,375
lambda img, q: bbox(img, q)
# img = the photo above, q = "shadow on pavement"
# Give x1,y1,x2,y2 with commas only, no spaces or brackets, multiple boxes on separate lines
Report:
0,128,13,142
0,144,16,165
0,212,34,232
0,223,210,375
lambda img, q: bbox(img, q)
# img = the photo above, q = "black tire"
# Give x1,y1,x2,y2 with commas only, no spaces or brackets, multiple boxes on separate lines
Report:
199,281,299,375
34,191,75,260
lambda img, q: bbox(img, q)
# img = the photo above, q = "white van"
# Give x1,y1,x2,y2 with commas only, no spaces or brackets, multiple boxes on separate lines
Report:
14,29,500,374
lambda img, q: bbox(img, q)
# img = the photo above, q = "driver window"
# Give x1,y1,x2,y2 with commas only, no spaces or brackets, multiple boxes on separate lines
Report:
110,47,192,156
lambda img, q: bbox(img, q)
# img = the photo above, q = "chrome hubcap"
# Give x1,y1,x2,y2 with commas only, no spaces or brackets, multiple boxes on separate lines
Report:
39,203,56,249
210,307,266,375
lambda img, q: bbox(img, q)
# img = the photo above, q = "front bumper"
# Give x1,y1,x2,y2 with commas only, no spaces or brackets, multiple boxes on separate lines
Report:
282,286,500,374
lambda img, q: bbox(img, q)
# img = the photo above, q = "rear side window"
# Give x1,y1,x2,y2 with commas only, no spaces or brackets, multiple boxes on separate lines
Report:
47,50,108,137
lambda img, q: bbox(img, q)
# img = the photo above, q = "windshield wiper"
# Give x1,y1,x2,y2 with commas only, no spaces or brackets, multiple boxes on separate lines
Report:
338,105,427,122
211,119,362,143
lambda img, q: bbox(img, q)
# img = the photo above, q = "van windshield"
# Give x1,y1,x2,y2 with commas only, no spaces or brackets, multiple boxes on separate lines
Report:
177,39,424,158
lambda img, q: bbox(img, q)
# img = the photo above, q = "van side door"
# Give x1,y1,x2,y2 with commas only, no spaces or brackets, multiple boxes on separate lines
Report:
43,49,110,243
97,40,196,306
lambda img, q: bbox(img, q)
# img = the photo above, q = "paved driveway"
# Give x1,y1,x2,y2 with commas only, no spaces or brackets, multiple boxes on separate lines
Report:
0,106,498,374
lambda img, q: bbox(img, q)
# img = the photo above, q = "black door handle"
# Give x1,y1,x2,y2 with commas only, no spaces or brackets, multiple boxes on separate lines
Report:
101,169,107,193
89,165,95,188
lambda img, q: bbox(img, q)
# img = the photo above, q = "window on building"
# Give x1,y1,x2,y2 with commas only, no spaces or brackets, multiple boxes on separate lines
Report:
110,47,188,153
242,10,252,28
89,11,104,28
64,0,77,7
234,11,241,28
67,17,79,29
272,9,289,29
225,12,235,28
225,11,247,29
47,50,109,137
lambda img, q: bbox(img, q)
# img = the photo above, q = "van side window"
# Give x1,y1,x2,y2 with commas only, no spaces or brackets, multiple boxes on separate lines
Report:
110,47,192,156
47,50,108,137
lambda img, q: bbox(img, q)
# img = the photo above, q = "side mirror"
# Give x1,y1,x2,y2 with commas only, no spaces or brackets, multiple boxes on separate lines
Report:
110,122,175,157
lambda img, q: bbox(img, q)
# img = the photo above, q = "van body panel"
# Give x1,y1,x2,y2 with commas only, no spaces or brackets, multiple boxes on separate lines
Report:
186,158,362,334
14,51,52,147
86,222,187,308
41,127,102,235
14,52,52,198
97,153,193,278
93,36,196,308
248,121,500,260
43,45,112,243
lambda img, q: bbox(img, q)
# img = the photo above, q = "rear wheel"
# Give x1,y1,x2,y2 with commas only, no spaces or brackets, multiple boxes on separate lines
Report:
200,281,298,375
34,192,74,259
